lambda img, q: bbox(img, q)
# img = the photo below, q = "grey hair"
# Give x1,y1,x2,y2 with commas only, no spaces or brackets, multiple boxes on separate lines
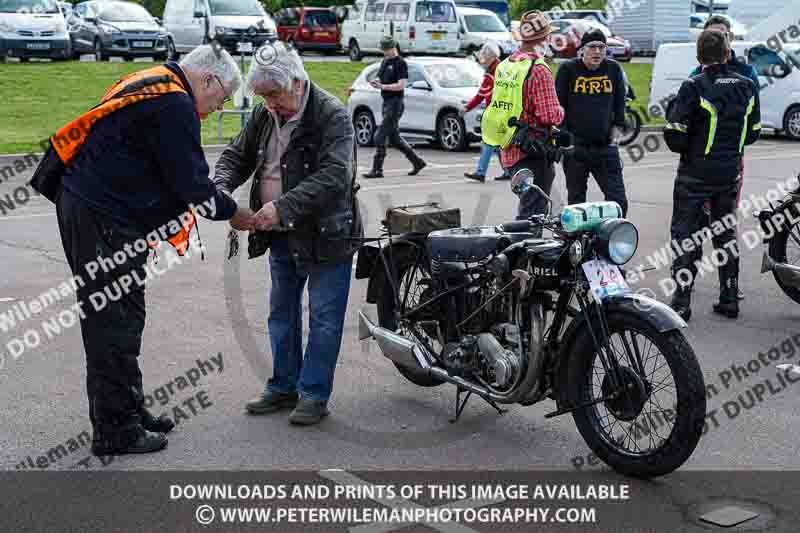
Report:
179,44,242,93
245,41,308,97
480,41,501,61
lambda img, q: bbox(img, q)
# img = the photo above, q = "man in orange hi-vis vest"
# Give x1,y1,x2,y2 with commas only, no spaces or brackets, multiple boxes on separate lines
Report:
37,45,253,457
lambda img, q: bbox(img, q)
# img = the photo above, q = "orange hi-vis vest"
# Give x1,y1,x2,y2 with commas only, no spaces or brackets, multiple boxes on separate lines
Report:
50,65,197,256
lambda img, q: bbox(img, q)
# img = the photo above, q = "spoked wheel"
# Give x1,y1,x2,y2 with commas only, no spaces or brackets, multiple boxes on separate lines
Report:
566,312,706,478
376,254,446,387
769,218,800,303
618,107,641,146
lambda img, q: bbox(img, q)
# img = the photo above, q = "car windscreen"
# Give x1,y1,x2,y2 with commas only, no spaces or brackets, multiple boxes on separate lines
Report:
0,0,60,13
416,1,456,23
464,13,505,33
98,3,153,22
462,1,508,26
424,62,483,88
209,0,264,17
304,10,336,27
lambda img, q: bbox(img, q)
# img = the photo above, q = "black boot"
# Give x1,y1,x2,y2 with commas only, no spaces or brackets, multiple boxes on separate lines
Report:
91,424,168,456
362,170,384,179
713,276,739,318
670,287,692,322
408,159,427,176
140,407,175,434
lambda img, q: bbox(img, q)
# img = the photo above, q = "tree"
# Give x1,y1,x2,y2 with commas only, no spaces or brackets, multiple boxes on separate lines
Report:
509,0,608,19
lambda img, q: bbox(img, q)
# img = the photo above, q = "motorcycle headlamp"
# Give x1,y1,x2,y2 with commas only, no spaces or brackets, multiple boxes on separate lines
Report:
595,219,638,265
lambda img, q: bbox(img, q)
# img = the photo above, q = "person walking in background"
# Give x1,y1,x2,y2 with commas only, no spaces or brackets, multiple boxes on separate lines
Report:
555,29,629,216
463,41,510,183
362,36,427,179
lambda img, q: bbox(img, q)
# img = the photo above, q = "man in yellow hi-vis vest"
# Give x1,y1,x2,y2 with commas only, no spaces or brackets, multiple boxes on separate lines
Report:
481,10,564,218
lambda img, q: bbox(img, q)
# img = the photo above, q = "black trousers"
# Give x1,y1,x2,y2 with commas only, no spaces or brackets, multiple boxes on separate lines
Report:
56,190,149,441
372,98,423,171
563,144,628,217
508,154,556,220
669,178,739,292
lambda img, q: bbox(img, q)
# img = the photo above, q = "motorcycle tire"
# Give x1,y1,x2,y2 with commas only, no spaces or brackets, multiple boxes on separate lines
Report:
768,221,800,304
376,254,446,388
618,108,642,147
564,312,706,479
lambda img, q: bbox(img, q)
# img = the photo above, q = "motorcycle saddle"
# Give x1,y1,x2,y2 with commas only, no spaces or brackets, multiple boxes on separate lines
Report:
426,227,531,262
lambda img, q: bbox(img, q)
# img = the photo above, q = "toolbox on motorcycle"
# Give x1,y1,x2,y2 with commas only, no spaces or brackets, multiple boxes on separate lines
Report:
383,203,461,234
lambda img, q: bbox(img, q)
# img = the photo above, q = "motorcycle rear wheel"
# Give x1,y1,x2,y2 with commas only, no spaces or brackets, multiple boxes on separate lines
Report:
376,255,446,387
565,312,706,478
768,220,800,304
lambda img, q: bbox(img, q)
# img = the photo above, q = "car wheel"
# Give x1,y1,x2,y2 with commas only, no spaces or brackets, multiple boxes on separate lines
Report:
349,39,362,62
167,38,180,61
154,52,167,62
784,106,800,140
353,109,376,147
437,111,467,152
94,39,108,61
19,57,30,63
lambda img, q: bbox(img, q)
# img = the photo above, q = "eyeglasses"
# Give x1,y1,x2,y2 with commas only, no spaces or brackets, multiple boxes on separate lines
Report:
213,75,231,105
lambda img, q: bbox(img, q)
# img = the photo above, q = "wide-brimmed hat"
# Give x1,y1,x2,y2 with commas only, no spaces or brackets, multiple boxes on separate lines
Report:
512,10,554,42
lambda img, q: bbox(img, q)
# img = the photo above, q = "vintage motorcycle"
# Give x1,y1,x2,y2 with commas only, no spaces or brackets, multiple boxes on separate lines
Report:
755,178,800,303
355,164,707,478
356,188,706,478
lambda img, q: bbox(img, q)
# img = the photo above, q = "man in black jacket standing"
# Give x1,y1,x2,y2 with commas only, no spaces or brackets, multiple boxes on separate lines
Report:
664,30,760,321
555,29,628,216
51,45,250,456
362,36,426,179
214,42,362,426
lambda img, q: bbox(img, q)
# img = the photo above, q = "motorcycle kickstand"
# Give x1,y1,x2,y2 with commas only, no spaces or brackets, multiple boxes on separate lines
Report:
449,387,506,424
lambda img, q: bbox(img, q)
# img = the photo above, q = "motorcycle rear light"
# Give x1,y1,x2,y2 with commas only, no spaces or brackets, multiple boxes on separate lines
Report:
410,26,415,39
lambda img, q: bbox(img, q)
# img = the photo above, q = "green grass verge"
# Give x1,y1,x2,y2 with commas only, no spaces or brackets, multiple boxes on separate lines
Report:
0,59,653,155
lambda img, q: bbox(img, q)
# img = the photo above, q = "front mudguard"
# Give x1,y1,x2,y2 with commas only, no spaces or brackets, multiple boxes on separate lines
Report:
355,235,424,304
554,291,686,407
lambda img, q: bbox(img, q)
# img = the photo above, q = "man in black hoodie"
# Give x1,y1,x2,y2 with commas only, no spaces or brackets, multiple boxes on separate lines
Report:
555,29,628,216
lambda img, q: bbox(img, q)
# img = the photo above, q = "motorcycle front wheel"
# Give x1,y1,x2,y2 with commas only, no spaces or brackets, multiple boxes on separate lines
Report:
565,312,706,478
618,108,642,146
768,219,800,304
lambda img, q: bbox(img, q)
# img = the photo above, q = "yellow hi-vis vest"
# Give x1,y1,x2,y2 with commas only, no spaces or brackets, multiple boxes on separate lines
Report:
481,57,549,148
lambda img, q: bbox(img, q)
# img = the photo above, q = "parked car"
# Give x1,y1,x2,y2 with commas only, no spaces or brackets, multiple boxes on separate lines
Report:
274,6,340,54
68,1,167,60
689,13,748,40
162,0,276,58
545,9,608,25
650,41,800,138
341,0,461,62
454,0,509,28
58,1,72,18
347,56,484,151
0,0,71,61
548,18,631,62
456,6,515,57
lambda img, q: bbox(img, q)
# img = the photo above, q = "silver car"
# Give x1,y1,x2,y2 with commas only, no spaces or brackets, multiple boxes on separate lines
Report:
347,56,485,152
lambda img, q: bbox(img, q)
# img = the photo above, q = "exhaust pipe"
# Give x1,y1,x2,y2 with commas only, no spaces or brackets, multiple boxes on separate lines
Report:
358,311,433,371
762,251,800,289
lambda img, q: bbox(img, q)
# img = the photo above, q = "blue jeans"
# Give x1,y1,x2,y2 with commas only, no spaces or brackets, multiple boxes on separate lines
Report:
265,236,353,402
476,142,508,177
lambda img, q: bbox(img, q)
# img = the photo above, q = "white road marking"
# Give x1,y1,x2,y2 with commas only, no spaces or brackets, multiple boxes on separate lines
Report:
777,364,800,376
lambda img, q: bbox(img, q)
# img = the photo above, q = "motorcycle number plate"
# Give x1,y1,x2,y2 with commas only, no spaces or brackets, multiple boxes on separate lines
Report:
582,259,627,301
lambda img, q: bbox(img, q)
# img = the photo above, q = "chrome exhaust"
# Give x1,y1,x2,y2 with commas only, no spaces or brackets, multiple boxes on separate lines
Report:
357,311,433,371
762,251,800,288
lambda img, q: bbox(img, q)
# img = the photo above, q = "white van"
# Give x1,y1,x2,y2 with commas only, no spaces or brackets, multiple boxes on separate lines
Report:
341,0,461,61
649,40,800,139
0,0,71,61
456,6,516,57
162,0,277,58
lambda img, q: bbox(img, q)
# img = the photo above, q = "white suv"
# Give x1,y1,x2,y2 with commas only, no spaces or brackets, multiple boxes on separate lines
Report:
341,0,461,61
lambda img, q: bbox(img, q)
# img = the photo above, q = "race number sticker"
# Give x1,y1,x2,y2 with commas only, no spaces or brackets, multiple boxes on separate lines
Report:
582,259,628,301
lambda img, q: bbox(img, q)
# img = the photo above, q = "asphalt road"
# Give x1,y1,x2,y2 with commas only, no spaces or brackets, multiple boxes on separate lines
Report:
1,135,800,476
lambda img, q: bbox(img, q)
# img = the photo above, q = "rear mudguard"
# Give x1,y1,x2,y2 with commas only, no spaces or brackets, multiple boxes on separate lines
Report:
554,291,687,407
355,235,425,304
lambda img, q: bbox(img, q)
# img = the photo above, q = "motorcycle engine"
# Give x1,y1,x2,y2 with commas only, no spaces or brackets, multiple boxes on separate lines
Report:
442,335,480,377
478,327,522,389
